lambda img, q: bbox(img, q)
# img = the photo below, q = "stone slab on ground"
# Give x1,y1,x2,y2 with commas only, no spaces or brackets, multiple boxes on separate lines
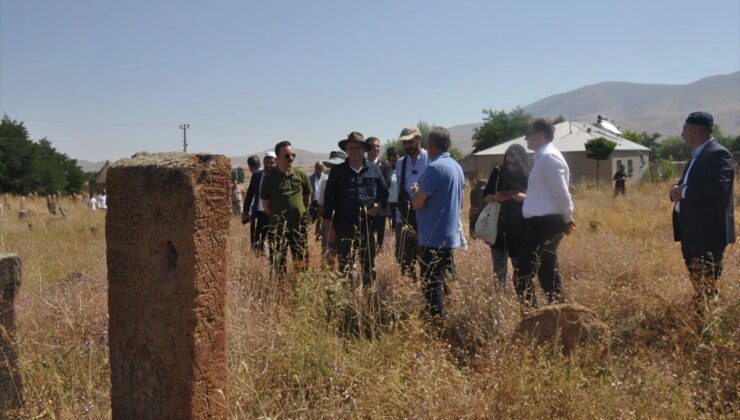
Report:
513,303,611,355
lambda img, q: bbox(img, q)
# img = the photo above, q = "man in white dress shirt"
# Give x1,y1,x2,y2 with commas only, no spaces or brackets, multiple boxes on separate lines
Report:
516,118,575,307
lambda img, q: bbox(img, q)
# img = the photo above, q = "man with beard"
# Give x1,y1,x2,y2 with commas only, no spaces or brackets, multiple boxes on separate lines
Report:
671,111,735,319
395,126,429,279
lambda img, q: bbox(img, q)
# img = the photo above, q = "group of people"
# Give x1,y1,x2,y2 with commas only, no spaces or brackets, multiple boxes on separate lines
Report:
86,190,107,211
239,126,466,318
239,112,735,322
474,118,576,307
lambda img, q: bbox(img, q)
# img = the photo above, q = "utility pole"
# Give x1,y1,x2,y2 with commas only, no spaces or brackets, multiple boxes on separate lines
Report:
179,123,190,152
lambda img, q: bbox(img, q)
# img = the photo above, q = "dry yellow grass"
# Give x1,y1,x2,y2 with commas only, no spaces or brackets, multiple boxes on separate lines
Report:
1,180,737,418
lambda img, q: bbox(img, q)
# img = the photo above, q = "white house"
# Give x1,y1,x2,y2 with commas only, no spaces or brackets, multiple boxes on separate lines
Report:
460,121,651,183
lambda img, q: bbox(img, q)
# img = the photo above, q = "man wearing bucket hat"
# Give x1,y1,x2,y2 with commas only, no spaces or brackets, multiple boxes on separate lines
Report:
670,111,735,319
395,125,429,279
322,132,389,287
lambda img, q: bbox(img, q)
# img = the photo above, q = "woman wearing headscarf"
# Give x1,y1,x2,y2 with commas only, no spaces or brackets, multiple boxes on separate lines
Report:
482,144,530,292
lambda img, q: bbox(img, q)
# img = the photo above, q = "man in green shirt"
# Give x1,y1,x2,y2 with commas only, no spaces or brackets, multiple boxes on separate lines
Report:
260,140,313,278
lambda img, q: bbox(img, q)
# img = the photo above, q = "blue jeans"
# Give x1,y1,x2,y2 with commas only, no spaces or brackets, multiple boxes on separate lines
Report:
490,247,517,292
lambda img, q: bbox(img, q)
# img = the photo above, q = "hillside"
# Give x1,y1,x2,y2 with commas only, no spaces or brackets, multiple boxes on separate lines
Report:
449,71,740,153
75,72,739,164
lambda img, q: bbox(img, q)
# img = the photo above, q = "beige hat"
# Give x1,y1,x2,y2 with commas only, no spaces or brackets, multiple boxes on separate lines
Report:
398,126,421,141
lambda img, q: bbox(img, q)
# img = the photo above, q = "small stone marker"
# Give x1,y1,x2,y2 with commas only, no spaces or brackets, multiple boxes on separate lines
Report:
0,253,24,410
106,152,230,419
513,303,611,355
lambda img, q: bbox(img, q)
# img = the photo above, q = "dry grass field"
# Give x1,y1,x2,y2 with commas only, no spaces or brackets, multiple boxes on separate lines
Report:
1,180,738,418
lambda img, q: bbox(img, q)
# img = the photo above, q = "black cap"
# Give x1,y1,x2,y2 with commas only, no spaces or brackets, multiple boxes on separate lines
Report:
685,111,713,128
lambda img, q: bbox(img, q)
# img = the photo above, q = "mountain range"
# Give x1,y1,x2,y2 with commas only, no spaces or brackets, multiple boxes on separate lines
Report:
448,71,739,153
77,71,739,171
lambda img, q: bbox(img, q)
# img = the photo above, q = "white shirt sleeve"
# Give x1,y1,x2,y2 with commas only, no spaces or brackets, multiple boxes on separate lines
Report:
543,155,574,223
317,177,327,206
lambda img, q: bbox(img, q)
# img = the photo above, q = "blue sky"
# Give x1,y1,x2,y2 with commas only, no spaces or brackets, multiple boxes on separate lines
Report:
1,0,738,161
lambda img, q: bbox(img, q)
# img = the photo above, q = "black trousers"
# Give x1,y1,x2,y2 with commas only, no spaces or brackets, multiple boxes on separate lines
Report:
419,247,454,318
388,203,399,229
681,242,725,314
516,215,566,307
396,222,419,278
250,211,269,254
681,242,725,280
336,226,377,288
268,224,308,278
370,214,386,251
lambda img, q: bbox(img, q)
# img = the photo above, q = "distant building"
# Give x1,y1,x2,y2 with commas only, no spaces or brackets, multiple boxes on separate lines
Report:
89,160,111,195
459,121,651,183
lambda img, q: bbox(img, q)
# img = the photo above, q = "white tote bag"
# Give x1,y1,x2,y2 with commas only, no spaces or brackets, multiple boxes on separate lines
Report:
475,202,500,245
474,174,500,245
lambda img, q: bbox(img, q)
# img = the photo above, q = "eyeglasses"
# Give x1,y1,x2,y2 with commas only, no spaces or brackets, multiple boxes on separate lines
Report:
504,159,519,167
284,153,296,160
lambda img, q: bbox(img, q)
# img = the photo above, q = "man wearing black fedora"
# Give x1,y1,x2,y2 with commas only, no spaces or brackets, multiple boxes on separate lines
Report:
322,132,389,288
670,111,735,319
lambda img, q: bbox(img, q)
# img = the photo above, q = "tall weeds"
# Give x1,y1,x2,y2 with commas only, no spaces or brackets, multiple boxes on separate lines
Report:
0,180,737,418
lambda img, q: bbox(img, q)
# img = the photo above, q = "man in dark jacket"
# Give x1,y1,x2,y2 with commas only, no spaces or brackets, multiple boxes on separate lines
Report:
242,152,276,254
670,111,735,317
323,132,389,288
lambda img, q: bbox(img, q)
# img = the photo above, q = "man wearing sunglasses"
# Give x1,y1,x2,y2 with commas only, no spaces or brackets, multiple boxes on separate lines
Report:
516,118,575,307
260,140,313,279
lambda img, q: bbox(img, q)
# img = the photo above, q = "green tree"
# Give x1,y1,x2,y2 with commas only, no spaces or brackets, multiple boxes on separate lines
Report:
63,159,86,194
0,114,86,194
472,107,531,152
416,120,431,146
653,136,689,161
236,167,245,183
623,130,662,155
584,137,616,187
713,125,740,154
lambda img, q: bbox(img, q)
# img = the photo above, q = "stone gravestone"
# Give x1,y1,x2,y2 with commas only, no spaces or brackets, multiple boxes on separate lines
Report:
106,153,230,419
0,253,24,410
513,303,611,356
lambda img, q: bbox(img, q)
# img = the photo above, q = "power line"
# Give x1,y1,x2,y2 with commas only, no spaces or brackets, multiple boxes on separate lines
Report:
179,123,189,152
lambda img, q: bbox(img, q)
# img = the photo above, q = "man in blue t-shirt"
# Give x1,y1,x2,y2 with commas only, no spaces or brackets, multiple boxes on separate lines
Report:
411,127,464,319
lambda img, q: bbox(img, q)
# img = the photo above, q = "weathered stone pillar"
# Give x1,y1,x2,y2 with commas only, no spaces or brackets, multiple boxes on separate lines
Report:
0,253,24,410
106,153,230,419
